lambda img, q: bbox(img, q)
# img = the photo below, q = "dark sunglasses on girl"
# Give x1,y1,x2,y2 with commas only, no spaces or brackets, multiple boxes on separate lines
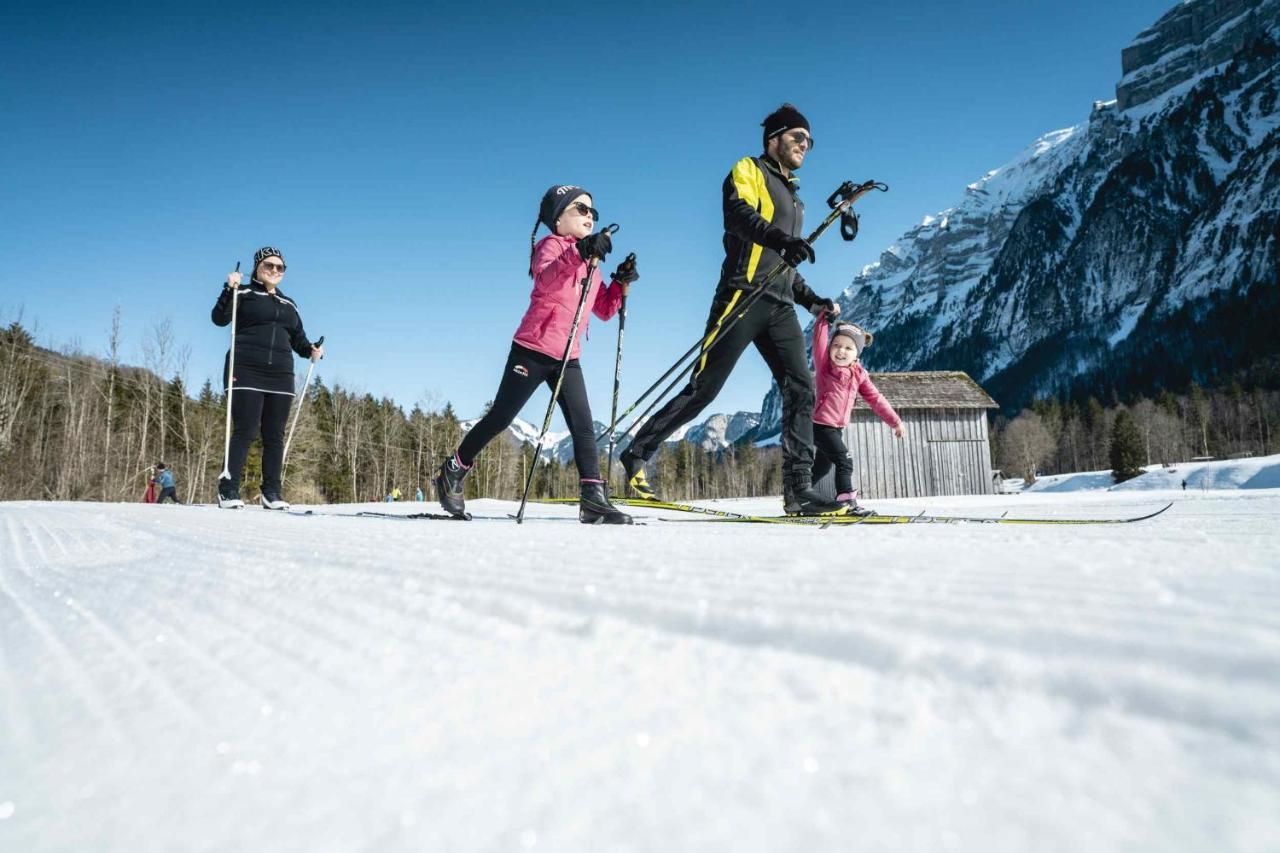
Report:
261,261,286,273
569,202,599,220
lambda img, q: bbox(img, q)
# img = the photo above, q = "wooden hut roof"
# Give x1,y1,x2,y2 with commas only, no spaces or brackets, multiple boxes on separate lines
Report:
852,371,998,410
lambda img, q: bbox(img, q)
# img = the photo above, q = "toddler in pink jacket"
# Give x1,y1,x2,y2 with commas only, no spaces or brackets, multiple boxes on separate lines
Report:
811,312,905,511
435,185,639,524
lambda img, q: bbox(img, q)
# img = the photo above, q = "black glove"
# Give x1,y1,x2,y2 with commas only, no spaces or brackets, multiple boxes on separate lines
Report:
612,255,639,285
576,231,613,262
810,298,839,320
777,235,816,267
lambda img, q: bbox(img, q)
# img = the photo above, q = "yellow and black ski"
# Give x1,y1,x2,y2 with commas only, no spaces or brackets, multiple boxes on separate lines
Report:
535,497,1174,526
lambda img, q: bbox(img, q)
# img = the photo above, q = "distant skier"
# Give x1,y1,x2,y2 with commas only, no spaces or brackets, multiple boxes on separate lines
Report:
212,247,325,510
809,314,904,515
415,487,424,502
435,185,638,524
617,104,847,515
1181,479,1187,490
150,462,181,504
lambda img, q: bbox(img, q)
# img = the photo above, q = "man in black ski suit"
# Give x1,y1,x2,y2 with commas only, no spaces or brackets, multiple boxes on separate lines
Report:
619,103,845,515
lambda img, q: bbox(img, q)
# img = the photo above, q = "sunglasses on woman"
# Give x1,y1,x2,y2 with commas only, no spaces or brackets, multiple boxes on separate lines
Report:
569,202,599,220
260,261,286,273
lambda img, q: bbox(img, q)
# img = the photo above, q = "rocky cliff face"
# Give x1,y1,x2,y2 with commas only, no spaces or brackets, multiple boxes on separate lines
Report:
1118,0,1277,109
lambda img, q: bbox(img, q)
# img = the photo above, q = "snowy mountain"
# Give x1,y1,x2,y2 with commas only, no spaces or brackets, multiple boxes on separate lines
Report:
665,411,761,451
461,410,762,463
759,0,1280,432
458,416,564,458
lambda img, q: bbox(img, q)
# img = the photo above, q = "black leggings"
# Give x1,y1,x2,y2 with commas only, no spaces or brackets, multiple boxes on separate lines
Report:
812,423,854,495
157,486,180,504
457,343,602,480
226,388,293,493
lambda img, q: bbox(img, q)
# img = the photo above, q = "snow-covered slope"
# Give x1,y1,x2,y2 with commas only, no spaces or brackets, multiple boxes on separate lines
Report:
2,492,1279,851
758,0,1280,434
1023,452,1280,492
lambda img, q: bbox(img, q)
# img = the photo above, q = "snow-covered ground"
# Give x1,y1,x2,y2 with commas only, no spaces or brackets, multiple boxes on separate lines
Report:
2,489,1279,852
1024,453,1280,493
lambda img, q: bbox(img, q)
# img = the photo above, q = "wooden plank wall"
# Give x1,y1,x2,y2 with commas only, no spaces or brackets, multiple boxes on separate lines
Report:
813,408,994,499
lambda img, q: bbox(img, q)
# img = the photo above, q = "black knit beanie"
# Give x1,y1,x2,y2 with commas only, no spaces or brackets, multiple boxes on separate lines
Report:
253,246,284,272
538,185,592,231
761,103,811,149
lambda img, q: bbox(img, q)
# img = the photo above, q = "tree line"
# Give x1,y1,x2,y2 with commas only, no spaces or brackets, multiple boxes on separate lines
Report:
8,311,1275,503
0,316,785,504
991,384,1280,484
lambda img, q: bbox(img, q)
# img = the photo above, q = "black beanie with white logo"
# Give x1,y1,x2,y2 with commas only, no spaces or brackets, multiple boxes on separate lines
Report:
538,185,591,231
762,103,810,149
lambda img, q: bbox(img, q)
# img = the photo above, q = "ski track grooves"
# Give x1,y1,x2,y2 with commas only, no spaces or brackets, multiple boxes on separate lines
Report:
0,512,128,746
5,500,1280,810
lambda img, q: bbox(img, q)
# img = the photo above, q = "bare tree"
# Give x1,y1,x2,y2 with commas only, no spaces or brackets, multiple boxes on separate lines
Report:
1000,411,1055,483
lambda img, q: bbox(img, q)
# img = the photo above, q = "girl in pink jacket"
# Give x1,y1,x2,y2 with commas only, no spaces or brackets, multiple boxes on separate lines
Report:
811,313,906,511
435,185,639,524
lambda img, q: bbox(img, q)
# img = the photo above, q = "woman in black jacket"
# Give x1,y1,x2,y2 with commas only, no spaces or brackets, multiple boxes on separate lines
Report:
212,246,324,509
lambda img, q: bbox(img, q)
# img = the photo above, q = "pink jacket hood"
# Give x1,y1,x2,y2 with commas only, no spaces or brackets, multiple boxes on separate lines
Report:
811,313,902,429
513,234,624,361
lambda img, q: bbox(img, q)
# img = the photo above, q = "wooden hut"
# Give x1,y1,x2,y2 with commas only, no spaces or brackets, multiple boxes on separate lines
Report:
814,371,999,499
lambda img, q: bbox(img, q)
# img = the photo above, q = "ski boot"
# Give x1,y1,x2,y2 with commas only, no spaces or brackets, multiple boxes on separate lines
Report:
620,451,659,501
434,455,471,519
836,491,876,518
783,477,849,517
260,491,290,511
217,480,244,509
579,481,633,525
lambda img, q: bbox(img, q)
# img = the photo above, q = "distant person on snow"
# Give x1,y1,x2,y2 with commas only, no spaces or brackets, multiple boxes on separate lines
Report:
809,314,904,515
150,462,181,504
435,185,638,524
617,103,848,516
212,246,324,511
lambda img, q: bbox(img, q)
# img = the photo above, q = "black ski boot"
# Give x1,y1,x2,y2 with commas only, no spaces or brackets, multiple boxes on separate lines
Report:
783,477,848,517
434,456,470,518
837,490,876,517
217,480,244,509
620,451,659,501
579,481,633,525
260,491,290,511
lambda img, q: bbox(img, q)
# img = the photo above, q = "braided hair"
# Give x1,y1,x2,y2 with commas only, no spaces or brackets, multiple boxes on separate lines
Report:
528,218,543,278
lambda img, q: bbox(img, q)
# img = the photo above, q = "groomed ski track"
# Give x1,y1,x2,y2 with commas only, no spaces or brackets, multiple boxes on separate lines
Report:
2,490,1279,852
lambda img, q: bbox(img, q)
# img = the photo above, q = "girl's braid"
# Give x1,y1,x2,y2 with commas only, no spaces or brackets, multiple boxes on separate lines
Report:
528,218,541,278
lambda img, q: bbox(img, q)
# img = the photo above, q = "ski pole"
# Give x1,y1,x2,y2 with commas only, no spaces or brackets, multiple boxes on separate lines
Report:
605,254,633,487
281,334,324,486
516,225,619,524
600,181,887,445
218,262,241,482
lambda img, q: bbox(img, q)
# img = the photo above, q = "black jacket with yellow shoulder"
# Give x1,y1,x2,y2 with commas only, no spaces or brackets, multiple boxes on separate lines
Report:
717,155,820,310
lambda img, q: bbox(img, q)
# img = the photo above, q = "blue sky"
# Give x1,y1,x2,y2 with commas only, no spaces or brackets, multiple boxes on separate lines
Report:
1,0,1175,427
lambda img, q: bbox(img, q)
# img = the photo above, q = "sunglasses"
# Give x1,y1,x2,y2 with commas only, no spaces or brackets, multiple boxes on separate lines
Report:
568,202,599,220
260,261,286,273
785,131,814,150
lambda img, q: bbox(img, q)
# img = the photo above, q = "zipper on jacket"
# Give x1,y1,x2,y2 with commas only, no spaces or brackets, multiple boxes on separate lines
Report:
268,299,280,365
